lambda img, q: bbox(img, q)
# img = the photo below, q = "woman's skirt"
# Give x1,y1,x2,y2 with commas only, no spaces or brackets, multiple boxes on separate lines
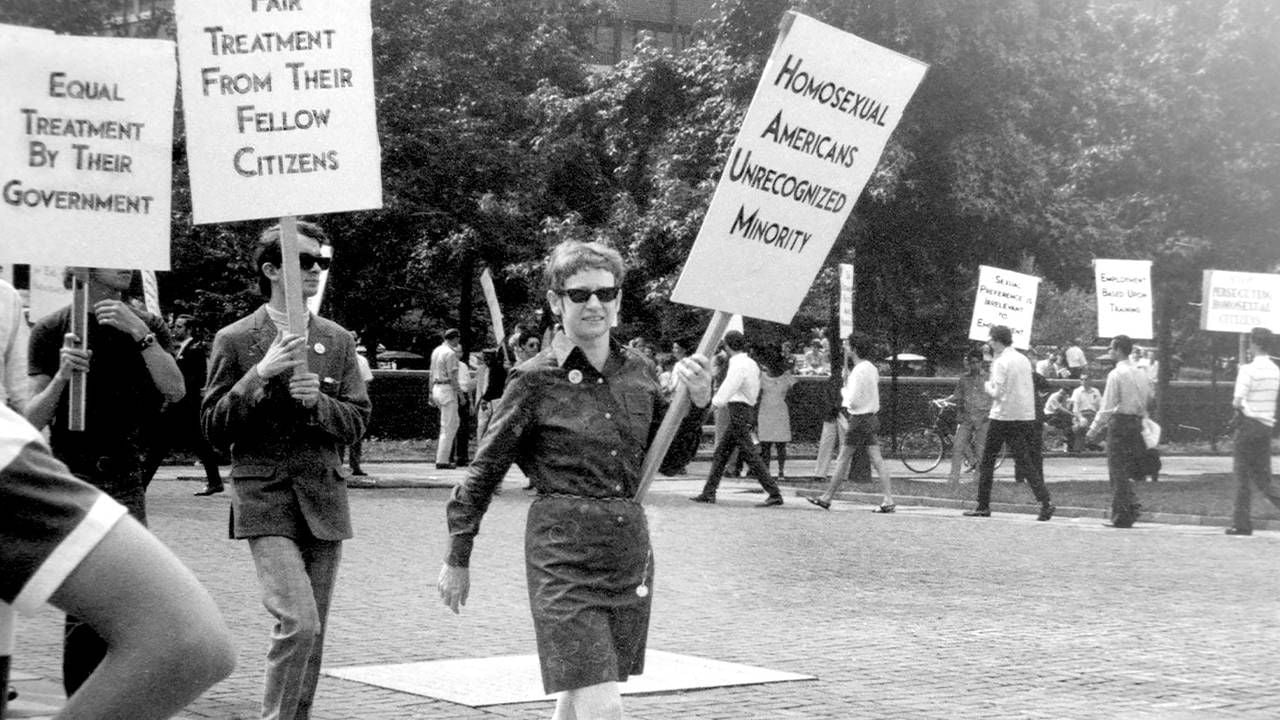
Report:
525,494,653,694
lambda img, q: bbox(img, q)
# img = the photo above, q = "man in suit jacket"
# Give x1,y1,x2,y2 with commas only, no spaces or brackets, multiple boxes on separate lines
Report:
202,221,370,720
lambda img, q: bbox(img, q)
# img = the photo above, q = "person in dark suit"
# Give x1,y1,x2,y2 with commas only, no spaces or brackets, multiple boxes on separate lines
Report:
167,314,227,496
202,221,370,720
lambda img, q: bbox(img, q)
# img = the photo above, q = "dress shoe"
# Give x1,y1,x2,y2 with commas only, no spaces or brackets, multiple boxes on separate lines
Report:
962,508,990,517
351,468,368,476
436,463,456,470
873,503,896,514
755,495,784,507
193,485,224,496
1225,527,1253,536
805,496,831,510
689,495,716,504
1037,503,1056,521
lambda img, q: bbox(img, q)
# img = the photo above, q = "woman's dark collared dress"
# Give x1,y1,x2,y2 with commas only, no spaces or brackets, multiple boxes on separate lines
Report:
446,334,699,693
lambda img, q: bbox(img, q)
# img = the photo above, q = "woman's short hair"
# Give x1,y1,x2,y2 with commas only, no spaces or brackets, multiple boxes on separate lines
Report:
543,240,625,291
253,220,330,298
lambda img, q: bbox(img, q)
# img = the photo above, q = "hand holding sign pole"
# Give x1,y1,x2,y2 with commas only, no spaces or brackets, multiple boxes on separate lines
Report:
635,12,927,502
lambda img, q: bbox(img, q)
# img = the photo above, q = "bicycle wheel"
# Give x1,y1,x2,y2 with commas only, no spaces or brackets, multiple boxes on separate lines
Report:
898,428,944,473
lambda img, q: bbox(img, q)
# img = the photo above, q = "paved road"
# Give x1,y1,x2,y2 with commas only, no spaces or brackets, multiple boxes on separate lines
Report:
9,457,1280,719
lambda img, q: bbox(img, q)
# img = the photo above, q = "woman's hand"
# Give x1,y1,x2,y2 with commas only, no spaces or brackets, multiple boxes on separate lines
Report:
438,564,470,614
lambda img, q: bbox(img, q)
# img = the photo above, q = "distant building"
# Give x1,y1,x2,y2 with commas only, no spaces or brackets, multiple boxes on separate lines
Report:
588,0,715,67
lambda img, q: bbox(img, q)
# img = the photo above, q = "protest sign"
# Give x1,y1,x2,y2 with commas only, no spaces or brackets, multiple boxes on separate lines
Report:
1094,259,1152,339
839,262,854,339
0,33,175,269
1200,270,1280,333
968,265,1040,349
669,13,927,324
479,269,505,349
175,0,382,224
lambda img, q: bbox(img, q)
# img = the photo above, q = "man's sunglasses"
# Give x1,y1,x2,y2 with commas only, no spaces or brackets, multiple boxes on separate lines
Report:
299,254,332,271
556,286,619,303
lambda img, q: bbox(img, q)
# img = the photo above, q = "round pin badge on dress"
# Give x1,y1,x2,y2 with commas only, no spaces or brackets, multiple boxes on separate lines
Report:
568,369,583,384
313,342,326,355
635,584,649,598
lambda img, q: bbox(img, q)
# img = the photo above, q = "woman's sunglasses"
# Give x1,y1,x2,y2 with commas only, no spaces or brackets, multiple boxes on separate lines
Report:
556,286,619,303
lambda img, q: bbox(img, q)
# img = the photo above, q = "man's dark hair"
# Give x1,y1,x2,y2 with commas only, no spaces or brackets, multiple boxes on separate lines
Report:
1112,334,1133,356
1250,327,1273,354
988,325,1013,347
722,330,747,353
175,313,198,331
253,220,330,298
442,328,460,342
846,332,873,360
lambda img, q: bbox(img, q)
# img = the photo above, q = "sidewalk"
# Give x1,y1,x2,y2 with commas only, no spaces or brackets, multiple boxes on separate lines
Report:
156,452,1273,531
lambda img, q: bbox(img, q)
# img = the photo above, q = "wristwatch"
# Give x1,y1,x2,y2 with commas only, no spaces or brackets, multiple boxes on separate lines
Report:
136,332,156,351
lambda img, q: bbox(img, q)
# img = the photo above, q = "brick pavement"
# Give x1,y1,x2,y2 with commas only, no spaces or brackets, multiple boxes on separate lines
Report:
8,458,1280,719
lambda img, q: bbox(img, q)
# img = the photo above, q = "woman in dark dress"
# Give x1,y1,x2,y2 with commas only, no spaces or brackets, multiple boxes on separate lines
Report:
438,240,710,719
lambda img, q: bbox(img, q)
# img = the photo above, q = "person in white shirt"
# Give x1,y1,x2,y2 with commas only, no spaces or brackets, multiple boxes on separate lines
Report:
807,332,895,512
1225,327,1280,536
1064,339,1088,379
964,325,1055,520
1086,335,1153,528
430,328,462,469
691,330,783,506
1069,373,1102,452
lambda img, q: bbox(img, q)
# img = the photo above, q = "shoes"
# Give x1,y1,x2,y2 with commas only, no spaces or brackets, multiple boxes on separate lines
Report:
806,496,831,510
755,495,784,507
690,495,716,504
873,503,896,514
436,463,456,470
776,474,786,482
194,485,224,496
351,468,368,476
1225,527,1253,536
963,508,991,517
1037,503,1056,522
1111,504,1141,528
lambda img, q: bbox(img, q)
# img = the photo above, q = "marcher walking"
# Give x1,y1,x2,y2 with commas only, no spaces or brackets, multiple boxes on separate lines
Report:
438,240,710,720
691,330,784,506
807,332,896,513
963,325,1055,520
1223,327,1280,536
203,221,370,720
1086,335,1153,528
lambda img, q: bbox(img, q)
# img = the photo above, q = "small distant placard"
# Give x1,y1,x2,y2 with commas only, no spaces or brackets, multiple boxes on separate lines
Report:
0,33,175,269
1200,269,1280,333
1094,258,1152,339
968,265,1040,349
669,13,927,324
175,0,383,224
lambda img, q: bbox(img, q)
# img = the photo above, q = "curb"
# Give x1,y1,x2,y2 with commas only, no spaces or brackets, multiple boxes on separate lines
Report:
791,488,1280,531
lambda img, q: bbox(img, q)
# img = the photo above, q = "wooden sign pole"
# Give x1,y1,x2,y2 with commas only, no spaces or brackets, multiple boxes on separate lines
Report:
277,216,308,377
634,310,731,503
68,273,89,431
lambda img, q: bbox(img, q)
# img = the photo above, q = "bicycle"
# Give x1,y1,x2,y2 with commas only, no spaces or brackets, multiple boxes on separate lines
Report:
897,397,1006,474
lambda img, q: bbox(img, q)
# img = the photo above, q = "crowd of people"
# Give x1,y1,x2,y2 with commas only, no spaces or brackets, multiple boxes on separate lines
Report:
1,225,1277,719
